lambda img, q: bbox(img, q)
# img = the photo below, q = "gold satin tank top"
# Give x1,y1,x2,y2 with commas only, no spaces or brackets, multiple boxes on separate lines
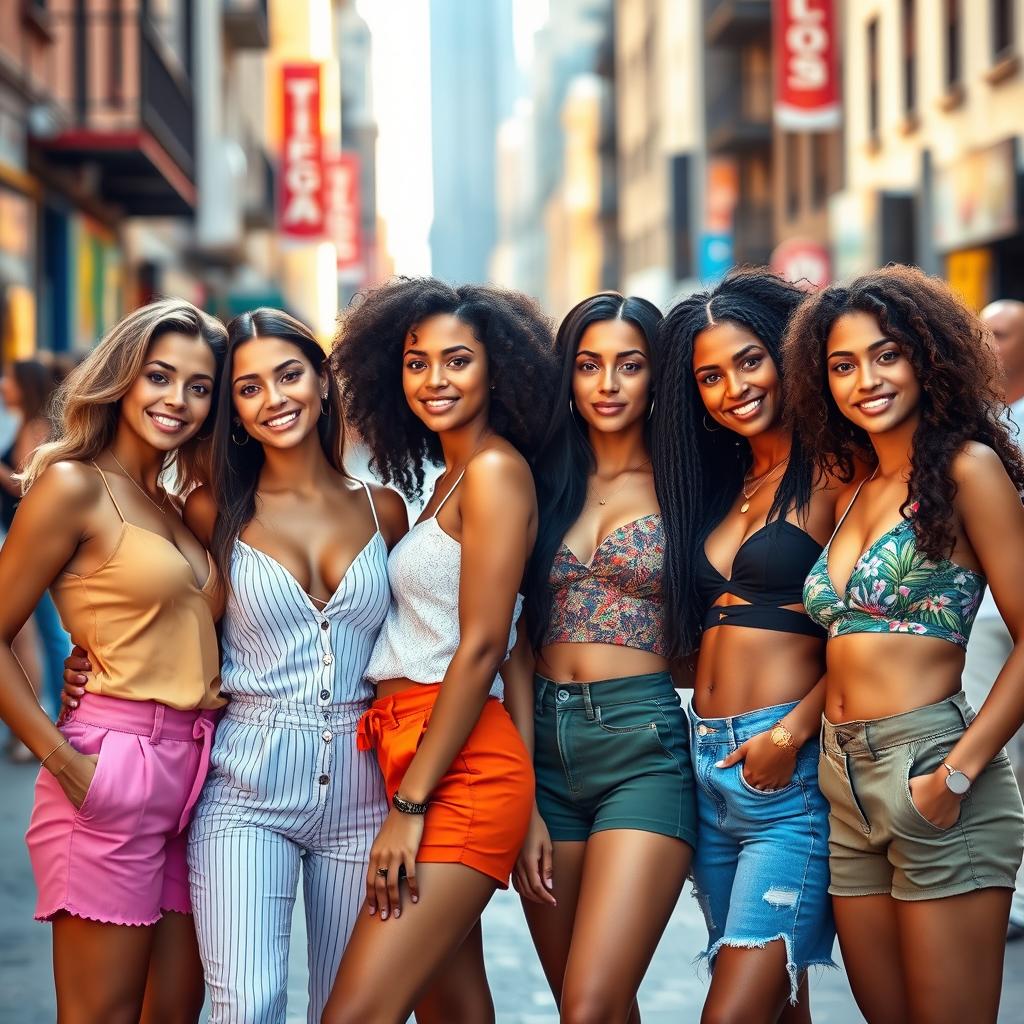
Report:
50,464,224,711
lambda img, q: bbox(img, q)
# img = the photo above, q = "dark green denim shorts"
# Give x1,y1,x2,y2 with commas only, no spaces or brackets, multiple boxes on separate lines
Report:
533,671,697,845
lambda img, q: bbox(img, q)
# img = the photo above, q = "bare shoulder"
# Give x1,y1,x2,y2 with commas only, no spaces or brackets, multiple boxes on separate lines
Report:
183,485,218,546
464,443,533,493
17,460,101,534
951,441,1005,484
366,482,409,546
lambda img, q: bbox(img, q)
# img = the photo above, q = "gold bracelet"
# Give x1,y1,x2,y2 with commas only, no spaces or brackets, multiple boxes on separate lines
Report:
39,738,69,767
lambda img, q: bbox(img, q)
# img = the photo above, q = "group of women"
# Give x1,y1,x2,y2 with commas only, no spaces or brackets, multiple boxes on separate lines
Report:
0,263,1022,1024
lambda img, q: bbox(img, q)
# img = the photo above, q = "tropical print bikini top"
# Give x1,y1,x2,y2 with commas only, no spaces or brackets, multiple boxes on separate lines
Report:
803,480,985,649
545,513,667,656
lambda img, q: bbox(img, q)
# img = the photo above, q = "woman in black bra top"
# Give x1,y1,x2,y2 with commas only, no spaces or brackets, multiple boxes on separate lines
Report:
654,269,850,1023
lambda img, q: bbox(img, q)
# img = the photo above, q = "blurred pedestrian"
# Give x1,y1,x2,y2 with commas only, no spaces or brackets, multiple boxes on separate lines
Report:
0,359,72,726
964,298,1024,940
0,299,226,1023
788,266,1024,1024
323,279,555,1024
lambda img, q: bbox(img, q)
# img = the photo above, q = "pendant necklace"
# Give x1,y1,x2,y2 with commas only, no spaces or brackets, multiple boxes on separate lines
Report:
590,459,651,507
109,453,168,515
739,457,789,514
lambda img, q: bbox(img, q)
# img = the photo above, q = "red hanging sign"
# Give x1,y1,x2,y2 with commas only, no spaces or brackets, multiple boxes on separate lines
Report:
324,153,363,274
773,0,840,131
280,63,325,239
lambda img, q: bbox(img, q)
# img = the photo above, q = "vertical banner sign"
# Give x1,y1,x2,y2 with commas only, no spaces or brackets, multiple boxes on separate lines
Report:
324,153,362,274
280,63,325,239
773,0,840,131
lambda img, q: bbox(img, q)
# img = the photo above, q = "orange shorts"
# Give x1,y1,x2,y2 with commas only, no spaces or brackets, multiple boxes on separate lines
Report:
356,683,534,887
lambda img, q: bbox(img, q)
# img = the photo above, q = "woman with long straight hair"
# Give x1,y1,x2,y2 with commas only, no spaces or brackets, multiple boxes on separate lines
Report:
322,278,555,1024
0,298,226,1023
514,292,697,1023
653,268,840,1023
64,306,407,1023
787,265,1024,1024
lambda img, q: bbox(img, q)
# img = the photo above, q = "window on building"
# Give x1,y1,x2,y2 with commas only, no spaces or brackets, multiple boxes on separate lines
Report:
992,0,1015,61
785,133,800,220
944,0,962,90
812,133,830,209
902,0,917,116
867,17,880,142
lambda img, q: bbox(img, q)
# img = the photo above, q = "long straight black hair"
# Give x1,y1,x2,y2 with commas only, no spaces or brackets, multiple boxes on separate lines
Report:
209,307,346,585
525,292,663,648
652,268,814,660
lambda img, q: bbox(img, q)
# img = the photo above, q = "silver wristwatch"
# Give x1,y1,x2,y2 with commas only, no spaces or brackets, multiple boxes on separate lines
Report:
942,762,971,796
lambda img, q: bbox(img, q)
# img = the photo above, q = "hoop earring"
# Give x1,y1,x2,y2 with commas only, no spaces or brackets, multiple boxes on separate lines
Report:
569,398,576,416
321,393,329,417
231,422,250,447
647,399,655,421
702,413,720,433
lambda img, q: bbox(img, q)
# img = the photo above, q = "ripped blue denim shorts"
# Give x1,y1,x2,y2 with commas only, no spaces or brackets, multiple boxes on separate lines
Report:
688,700,836,1002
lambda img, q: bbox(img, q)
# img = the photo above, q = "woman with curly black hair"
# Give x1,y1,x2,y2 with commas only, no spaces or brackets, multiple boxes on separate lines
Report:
323,278,555,1024
787,264,1024,1024
511,292,695,1022
653,268,841,1023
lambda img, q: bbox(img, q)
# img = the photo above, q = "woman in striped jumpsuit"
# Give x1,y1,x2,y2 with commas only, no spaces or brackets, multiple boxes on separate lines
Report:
65,307,407,1023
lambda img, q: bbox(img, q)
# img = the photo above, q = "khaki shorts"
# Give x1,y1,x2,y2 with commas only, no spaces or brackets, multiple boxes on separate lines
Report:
819,692,1024,901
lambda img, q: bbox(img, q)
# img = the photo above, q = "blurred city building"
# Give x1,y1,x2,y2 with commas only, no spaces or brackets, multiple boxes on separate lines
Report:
429,0,517,284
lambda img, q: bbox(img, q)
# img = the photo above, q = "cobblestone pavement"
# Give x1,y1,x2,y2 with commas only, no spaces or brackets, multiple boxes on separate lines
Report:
2,758,1021,1022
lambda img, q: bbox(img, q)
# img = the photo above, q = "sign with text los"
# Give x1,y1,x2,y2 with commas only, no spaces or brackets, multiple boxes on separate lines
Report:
280,63,325,239
773,0,840,131
325,153,362,275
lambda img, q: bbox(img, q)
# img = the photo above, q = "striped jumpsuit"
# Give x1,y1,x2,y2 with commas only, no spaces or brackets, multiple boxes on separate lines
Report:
188,484,390,1023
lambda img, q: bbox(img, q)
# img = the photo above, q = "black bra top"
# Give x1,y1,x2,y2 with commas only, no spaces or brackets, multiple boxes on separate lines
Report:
696,518,826,638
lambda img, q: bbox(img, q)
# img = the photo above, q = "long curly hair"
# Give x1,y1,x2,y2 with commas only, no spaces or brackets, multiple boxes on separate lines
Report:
525,292,663,648
783,263,1024,561
209,307,347,588
332,277,556,500
652,267,813,659
22,298,227,493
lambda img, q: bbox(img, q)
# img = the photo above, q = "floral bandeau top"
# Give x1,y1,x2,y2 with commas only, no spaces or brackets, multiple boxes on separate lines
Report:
803,499,985,649
544,513,667,657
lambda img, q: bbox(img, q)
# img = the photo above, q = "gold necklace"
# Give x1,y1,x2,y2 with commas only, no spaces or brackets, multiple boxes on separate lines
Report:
589,460,651,507
739,458,789,514
109,453,168,515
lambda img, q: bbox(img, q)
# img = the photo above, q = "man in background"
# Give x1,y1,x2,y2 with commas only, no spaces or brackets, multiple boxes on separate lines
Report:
968,299,1024,939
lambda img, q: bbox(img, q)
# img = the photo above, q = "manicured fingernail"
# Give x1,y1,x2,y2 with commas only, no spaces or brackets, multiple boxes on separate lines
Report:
380,911,388,920
70,701,78,708
715,760,726,768
544,878,553,889
411,895,418,903
394,909,400,918
368,907,375,915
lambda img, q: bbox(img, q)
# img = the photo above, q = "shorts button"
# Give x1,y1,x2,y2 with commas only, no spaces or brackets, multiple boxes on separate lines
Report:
556,689,569,703
323,653,334,666
322,730,333,742
319,774,330,785
319,689,331,701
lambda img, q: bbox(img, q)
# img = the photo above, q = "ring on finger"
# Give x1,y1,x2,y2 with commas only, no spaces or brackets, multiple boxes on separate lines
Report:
376,867,389,877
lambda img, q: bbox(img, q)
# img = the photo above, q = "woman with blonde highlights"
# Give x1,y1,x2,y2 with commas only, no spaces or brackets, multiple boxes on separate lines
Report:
0,298,227,1023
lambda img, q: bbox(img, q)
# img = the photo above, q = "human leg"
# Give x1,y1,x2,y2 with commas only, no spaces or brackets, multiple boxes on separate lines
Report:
321,862,498,1024
189,822,301,1024
413,922,494,1024
140,910,205,1024
897,888,1011,1024
558,829,691,1024
52,914,155,1024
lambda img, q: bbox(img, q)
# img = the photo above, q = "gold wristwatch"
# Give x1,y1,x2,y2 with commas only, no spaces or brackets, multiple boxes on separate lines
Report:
769,721,797,752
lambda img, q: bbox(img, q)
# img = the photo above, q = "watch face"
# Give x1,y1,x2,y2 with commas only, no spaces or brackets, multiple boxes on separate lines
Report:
945,770,971,795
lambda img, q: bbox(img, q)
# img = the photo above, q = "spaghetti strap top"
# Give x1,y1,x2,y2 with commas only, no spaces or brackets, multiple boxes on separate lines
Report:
365,470,524,698
49,463,223,710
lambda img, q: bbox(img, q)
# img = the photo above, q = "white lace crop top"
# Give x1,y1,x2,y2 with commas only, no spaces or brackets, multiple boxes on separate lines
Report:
364,473,524,699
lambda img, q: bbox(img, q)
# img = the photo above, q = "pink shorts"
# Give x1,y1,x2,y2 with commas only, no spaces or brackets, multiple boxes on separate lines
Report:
26,693,218,926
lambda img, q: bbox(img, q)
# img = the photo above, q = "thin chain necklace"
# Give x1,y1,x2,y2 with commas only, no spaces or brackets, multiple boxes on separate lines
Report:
589,459,651,507
109,452,168,515
740,457,789,514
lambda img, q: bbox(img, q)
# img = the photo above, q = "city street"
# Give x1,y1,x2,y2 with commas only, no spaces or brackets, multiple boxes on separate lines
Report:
2,757,1021,1023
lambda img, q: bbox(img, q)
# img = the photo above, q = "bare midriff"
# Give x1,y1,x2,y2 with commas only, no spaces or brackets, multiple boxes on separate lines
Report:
823,634,965,724
376,677,430,699
693,592,824,719
537,641,669,685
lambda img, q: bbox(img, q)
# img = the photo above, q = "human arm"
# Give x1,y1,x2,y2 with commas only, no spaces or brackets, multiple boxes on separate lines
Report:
910,444,1024,827
0,463,99,806
365,449,535,918
0,420,49,496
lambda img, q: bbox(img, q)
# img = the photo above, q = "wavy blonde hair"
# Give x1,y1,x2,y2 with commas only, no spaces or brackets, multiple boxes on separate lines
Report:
21,298,227,492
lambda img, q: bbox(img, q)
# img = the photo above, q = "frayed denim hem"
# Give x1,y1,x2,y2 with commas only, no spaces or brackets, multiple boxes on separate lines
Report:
694,933,838,1005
